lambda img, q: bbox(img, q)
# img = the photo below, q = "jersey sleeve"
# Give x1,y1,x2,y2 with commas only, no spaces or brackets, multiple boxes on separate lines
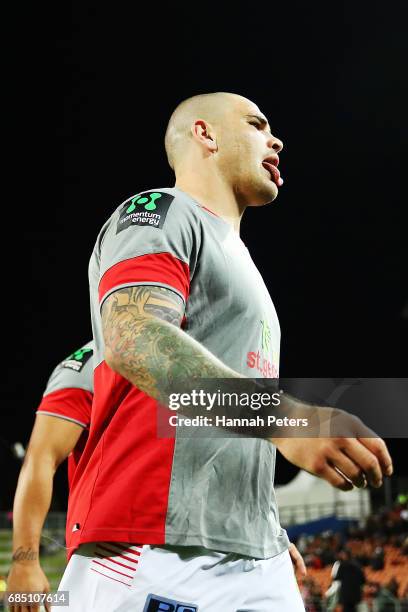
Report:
98,189,201,308
36,341,94,428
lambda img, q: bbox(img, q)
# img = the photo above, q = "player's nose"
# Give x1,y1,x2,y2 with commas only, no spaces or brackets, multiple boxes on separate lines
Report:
267,134,283,154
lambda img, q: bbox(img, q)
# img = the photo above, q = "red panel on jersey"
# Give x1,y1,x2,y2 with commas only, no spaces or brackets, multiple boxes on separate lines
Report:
66,361,175,559
67,430,88,489
37,388,92,428
98,253,190,304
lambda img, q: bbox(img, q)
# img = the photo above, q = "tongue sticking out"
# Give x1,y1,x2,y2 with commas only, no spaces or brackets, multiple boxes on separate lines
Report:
262,161,284,187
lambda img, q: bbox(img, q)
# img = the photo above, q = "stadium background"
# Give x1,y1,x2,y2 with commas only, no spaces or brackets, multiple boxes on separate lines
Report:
2,1,407,609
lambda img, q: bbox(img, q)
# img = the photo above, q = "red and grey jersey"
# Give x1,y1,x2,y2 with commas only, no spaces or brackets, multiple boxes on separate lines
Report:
36,341,94,485
67,188,289,560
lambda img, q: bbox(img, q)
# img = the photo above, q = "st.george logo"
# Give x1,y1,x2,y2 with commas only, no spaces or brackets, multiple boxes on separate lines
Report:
260,319,271,353
116,191,174,233
143,593,198,612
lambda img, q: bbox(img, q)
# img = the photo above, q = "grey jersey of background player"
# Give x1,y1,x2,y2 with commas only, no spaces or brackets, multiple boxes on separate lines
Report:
41,343,94,399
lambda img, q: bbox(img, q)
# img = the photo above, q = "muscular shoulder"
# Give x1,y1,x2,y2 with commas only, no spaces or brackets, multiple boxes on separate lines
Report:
93,188,202,280
103,187,201,242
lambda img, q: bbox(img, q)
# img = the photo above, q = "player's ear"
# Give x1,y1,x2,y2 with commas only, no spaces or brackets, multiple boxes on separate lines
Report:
191,119,218,154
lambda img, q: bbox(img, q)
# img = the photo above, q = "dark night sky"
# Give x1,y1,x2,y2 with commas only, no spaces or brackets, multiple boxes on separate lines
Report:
3,1,407,508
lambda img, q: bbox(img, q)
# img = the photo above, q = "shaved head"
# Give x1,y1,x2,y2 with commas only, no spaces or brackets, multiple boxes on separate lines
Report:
165,91,283,208
165,92,241,170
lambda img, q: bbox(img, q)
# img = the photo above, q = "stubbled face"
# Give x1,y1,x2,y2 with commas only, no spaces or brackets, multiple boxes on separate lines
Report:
214,97,284,206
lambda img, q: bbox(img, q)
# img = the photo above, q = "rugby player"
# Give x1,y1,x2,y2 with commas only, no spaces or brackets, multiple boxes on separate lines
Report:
7,342,93,611
59,93,392,611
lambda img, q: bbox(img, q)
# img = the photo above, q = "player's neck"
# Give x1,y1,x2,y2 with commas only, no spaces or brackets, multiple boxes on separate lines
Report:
175,173,244,233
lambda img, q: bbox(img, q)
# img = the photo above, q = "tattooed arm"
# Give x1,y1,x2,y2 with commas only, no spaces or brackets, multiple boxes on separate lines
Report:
102,285,242,404
7,416,83,609
101,285,393,490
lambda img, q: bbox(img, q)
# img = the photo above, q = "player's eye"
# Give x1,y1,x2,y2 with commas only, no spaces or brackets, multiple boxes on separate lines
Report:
249,121,261,128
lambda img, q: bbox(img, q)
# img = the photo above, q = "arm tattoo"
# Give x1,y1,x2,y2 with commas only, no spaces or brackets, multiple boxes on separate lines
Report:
102,285,239,402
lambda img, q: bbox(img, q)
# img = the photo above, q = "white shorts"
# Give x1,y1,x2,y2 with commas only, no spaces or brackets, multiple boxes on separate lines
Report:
57,542,305,611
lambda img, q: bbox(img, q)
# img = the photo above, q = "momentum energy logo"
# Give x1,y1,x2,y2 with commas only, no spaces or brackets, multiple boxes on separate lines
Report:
61,347,93,372
116,191,175,233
